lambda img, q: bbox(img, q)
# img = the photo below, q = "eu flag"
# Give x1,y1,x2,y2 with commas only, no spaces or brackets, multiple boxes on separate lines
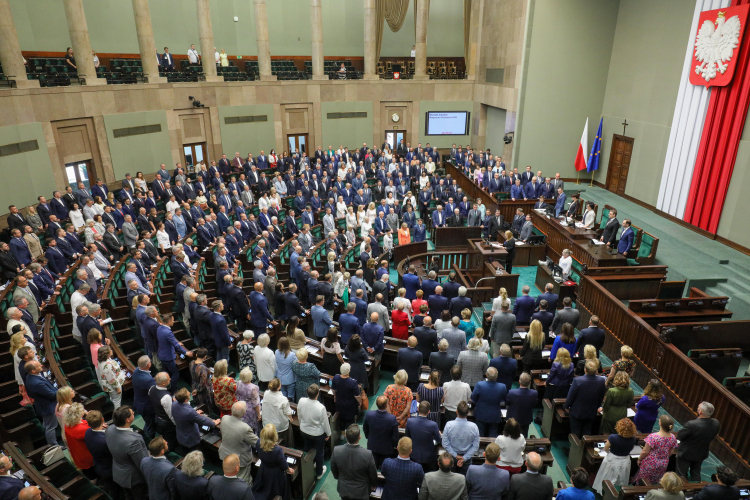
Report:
587,118,603,173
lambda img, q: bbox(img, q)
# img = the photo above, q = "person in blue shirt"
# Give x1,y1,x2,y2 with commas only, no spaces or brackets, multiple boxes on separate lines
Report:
510,179,525,201
311,296,333,340
442,401,480,475
556,467,595,500
550,322,577,361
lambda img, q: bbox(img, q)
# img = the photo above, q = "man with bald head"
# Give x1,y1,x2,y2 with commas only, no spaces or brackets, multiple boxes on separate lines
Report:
0,455,24,500
207,454,254,500
506,452,553,500
363,396,399,469
17,486,41,500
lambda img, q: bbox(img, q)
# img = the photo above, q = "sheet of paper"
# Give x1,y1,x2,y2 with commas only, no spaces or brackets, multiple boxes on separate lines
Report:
542,350,551,357
517,331,528,339
100,317,113,325
591,239,605,246
627,408,636,418
501,409,507,417
516,241,525,246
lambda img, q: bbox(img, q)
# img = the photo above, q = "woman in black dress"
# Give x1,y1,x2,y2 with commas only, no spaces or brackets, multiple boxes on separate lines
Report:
503,230,516,273
252,424,292,500
274,282,287,322
321,327,344,376
343,334,369,392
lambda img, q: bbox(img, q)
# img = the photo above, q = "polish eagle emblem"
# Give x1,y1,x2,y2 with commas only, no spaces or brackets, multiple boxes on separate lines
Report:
694,11,742,82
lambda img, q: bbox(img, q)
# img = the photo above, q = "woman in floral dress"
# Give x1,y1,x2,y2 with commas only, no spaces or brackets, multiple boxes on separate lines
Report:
291,348,321,403
212,360,236,417
189,348,215,413
384,369,414,428
632,415,678,485
235,367,261,435
236,331,257,382
607,345,636,388
98,346,125,409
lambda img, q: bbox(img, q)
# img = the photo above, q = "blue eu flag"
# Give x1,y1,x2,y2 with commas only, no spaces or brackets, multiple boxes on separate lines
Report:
587,118,603,173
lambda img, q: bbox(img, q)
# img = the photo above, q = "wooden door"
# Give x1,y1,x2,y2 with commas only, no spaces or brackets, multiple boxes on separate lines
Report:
605,135,633,195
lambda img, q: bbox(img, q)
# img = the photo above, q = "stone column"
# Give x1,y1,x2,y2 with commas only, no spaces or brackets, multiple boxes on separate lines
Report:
62,0,105,85
254,0,276,81
466,0,484,81
196,0,222,82
0,0,38,88
413,0,430,80
310,0,326,80
131,0,166,83
363,0,378,80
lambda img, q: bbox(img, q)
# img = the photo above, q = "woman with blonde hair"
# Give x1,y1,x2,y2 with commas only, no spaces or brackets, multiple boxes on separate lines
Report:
98,345,125,409
212,359,237,417
575,344,600,376
593,418,638,494
644,472,684,500
391,300,411,340
502,231,516,273
346,205,358,230
84,219,98,245
411,289,427,316
10,330,36,405
601,371,635,434
473,328,489,354
25,206,43,232
459,309,477,337
607,345,636,387
545,347,575,399
356,205,366,227
235,367,261,434
384,369,413,428
63,403,95,478
367,202,377,222
492,287,511,312
520,319,545,372
252,424,293,500
360,213,372,238
291,348,321,403
327,251,336,274
398,222,411,245
55,386,75,445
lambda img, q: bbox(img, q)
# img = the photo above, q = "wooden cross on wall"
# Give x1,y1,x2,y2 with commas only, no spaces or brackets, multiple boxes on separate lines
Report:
622,119,628,136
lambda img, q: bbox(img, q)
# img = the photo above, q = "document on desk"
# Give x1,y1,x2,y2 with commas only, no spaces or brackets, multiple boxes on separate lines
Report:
627,408,636,418
575,222,586,228
541,350,551,357
591,239,605,245
515,331,528,339
516,241,525,246
489,242,502,249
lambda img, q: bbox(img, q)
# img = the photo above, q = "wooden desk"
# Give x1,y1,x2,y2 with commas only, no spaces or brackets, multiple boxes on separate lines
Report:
434,226,483,249
629,296,733,326
496,231,546,267
570,239,628,268
658,320,750,353
534,263,576,307
566,433,654,477
603,480,750,500
306,338,381,396
532,210,600,240
587,265,668,300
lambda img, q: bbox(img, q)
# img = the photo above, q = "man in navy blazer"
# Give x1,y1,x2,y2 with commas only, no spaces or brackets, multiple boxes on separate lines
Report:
381,437,425,500
564,361,607,438
512,286,536,324
404,401,442,471
338,303,361,345
448,287,472,319
427,287,449,322
402,266,421,300
140,436,178,499
397,337,424,392
351,291,368,326
574,316,606,359
363,396,400,468
171,388,219,451
132,356,156,439
554,189,567,217
617,219,635,257
506,373,538,437
431,206,447,228
421,271,440,300
249,282,275,333
161,47,175,70
0,455,25,500
535,283,558,312
208,301,232,362
83,410,118,499
24,360,60,446
489,344,518,395
531,301,555,343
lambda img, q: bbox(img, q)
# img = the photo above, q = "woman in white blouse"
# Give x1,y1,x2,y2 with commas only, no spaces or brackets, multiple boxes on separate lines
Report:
253,333,277,391
345,206,358,230
495,418,527,474
337,165,348,181
383,148,393,164
366,202,377,222
336,196,347,219
68,203,85,231
268,187,282,208
385,192,396,206
419,171,430,189
559,249,573,276
258,193,270,211
385,180,397,200
360,214,372,238
356,206,366,226
92,198,106,216
83,220,99,245
156,222,170,253
135,171,148,193
404,191,417,210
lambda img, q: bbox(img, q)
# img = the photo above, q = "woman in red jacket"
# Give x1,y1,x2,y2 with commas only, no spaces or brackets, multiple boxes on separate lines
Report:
63,402,95,479
391,301,411,340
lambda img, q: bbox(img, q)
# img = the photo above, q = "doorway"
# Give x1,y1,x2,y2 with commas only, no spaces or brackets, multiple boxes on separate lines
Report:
385,130,406,150
65,161,93,190
183,143,208,171
287,134,308,155
605,135,633,196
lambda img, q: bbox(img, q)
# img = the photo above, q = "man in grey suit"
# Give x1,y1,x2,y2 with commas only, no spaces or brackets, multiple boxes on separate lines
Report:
252,261,265,284
549,297,580,335
122,215,139,248
505,452,553,500
519,214,534,242
488,303,516,358
105,406,149,498
331,424,377,500
419,452,468,500
140,436,177,500
367,297,390,334
467,204,482,227
207,454,254,500
219,402,259,484
323,210,336,236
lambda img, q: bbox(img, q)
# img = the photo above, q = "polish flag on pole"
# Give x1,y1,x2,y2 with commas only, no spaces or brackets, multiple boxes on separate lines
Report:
575,118,588,171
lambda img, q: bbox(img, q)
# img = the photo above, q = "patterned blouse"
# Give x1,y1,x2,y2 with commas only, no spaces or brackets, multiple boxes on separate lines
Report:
99,359,126,393
384,384,413,428
237,342,257,382
291,361,321,403
213,376,237,412
235,381,261,435
190,361,214,409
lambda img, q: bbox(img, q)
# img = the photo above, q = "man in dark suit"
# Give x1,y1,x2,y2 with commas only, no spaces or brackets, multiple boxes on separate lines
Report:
448,287,472,319
506,373,538,437
140,436,177,499
161,47,175,70
24,360,60,446
404,401,442,472
617,219,635,257
574,315,605,358
172,388,219,451
207,454,254,500
427,287,449,322
600,208,620,246
83,410,119,500
488,209,505,240
535,283,558,312
692,465,740,500
512,285,535,324
676,401,721,481
132,356,156,439
489,343,518,395
381,437,425,500
105,406,149,498
505,452,553,500
363,396,399,468
564,361,607,438
0,455,25,500
413,317,438,363
331,424,378,500
531,300,554,343
442,274,461,302
398,337,424,392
